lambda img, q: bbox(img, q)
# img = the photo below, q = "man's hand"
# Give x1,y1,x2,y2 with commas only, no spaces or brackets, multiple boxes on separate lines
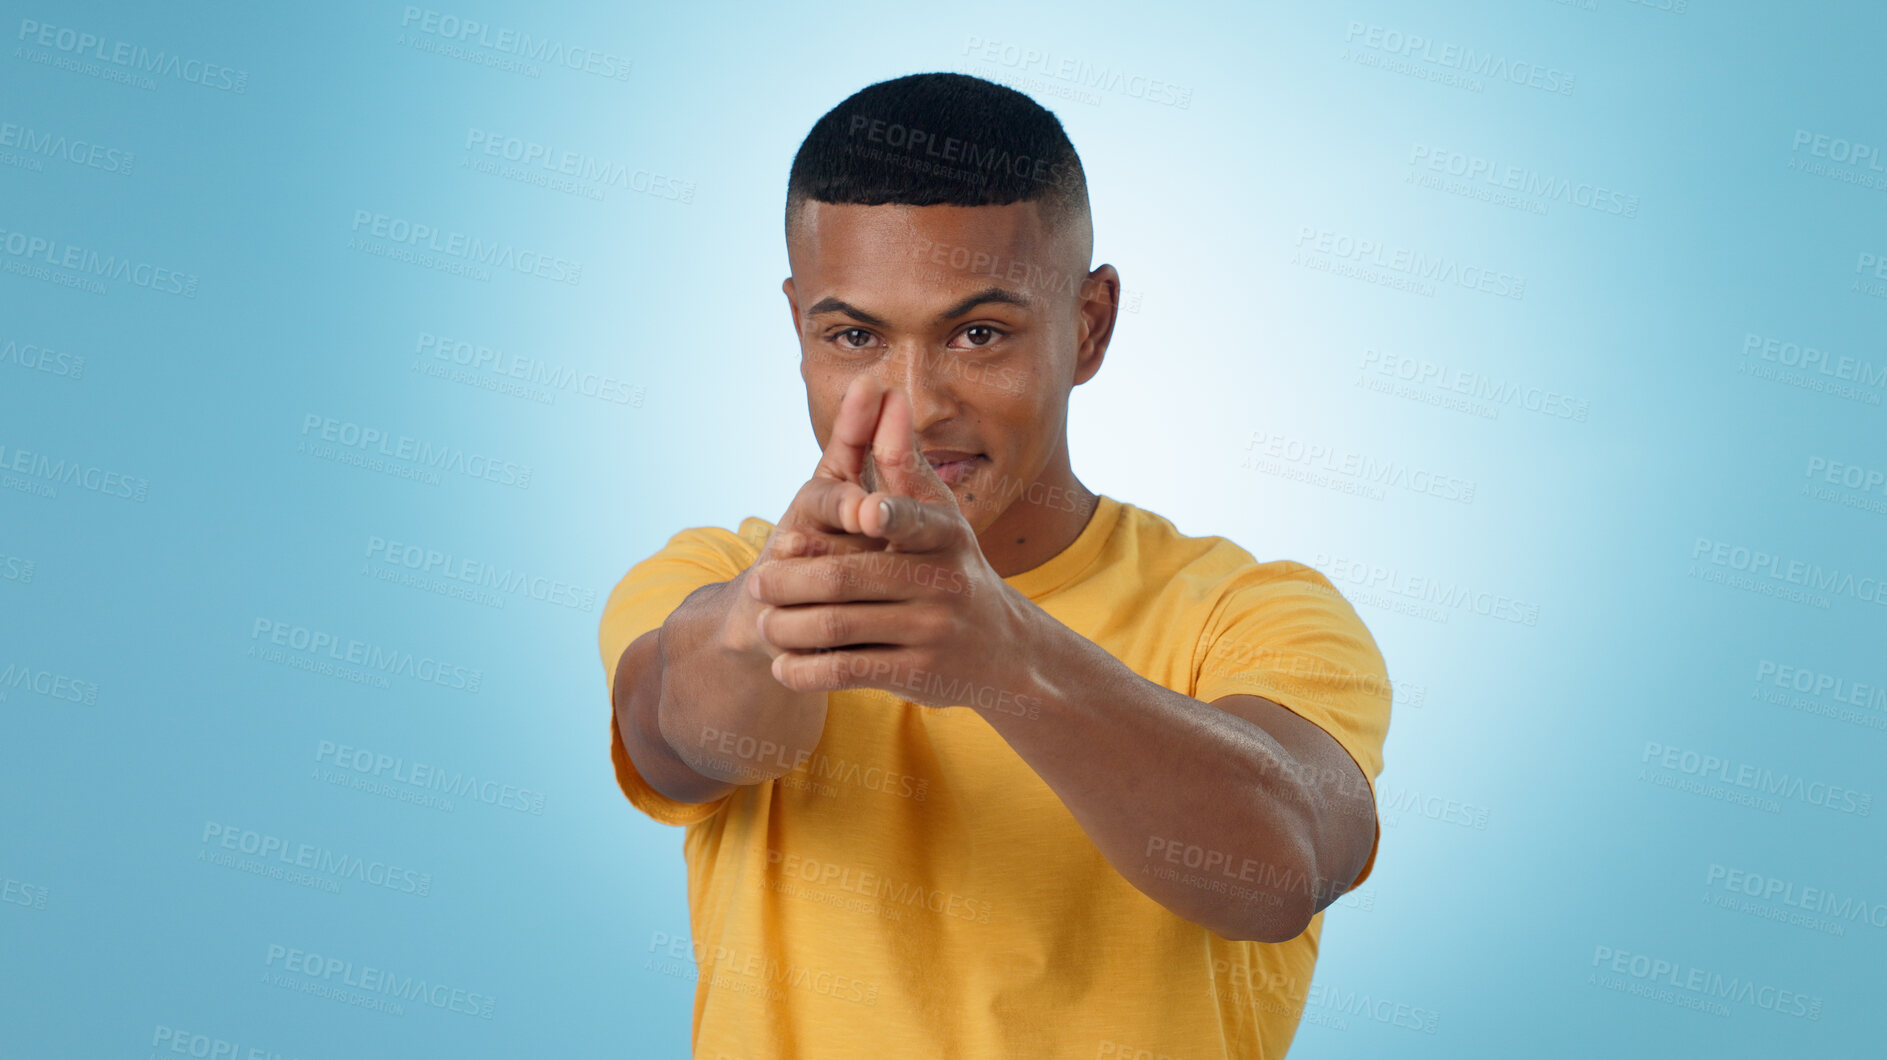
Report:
623,373,914,797
722,374,897,664
748,386,1036,711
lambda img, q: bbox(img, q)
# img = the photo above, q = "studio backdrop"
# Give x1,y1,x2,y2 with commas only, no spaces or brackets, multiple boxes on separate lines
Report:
2,1,1882,1056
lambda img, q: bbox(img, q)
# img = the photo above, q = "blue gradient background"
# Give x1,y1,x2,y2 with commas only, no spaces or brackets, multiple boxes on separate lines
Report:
3,1,1883,1057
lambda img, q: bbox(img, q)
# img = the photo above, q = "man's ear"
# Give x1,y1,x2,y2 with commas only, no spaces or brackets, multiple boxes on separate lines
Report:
783,276,800,333
1073,263,1120,386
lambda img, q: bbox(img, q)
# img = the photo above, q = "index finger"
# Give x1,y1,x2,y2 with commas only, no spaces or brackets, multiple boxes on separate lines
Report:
813,374,889,485
783,477,881,541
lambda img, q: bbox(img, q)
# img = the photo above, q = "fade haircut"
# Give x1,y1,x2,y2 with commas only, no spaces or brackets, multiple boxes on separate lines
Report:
785,72,1091,263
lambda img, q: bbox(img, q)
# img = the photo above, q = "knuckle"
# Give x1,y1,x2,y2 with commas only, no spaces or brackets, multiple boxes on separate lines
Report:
778,662,805,692
819,607,849,645
929,612,961,644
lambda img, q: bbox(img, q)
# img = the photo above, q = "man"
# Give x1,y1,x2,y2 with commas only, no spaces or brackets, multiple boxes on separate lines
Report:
600,72,1392,1058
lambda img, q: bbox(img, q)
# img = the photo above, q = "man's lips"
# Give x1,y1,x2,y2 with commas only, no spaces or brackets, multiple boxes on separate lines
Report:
922,450,984,486
922,449,980,465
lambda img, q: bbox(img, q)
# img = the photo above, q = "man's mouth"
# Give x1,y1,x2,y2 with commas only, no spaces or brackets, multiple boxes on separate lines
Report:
922,449,984,486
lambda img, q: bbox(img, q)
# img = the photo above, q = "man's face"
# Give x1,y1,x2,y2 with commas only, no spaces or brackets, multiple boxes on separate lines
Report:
783,200,1110,536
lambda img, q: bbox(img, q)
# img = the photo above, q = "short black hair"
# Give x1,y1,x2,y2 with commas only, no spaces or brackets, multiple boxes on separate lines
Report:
785,72,1090,252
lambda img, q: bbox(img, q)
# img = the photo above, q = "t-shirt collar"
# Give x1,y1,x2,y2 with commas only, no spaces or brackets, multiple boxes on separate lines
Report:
1001,493,1122,600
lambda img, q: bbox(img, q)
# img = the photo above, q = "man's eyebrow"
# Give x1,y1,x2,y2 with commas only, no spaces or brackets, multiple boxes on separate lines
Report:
806,298,890,328
935,286,1031,323
804,286,1033,330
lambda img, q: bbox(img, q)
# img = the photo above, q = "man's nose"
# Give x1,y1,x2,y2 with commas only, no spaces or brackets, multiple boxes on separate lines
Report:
878,346,957,431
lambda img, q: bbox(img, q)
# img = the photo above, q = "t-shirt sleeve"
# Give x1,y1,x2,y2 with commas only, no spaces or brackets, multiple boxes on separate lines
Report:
1191,559,1393,891
599,521,768,827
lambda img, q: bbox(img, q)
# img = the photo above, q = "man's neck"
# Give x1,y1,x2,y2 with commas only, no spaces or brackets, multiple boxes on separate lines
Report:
973,471,1101,579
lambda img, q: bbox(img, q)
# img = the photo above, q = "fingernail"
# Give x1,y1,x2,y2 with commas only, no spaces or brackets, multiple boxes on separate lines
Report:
878,499,893,529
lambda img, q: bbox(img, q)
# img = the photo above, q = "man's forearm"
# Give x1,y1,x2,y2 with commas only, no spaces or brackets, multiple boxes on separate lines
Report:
975,602,1341,943
616,571,829,801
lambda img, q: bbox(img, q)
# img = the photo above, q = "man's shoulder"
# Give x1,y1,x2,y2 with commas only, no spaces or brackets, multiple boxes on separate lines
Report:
1111,499,1324,589
654,516,773,561
732,515,774,556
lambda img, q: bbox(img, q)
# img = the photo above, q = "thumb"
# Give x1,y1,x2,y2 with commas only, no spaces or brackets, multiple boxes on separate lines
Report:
861,388,960,548
868,387,957,502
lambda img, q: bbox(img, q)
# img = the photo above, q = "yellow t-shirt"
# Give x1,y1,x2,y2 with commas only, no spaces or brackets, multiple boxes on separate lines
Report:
599,494,1392,1059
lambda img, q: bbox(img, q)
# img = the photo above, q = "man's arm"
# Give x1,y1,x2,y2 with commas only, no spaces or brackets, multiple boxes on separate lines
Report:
978,615,1379,943
750,389,1382,941
611,376,911,807
614,570,829,802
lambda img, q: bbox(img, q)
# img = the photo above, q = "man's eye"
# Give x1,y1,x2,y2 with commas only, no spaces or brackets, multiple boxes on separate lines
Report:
957,325,1003,348
835,328,875,349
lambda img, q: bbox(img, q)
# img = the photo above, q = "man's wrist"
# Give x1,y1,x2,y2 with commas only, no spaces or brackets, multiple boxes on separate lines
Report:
705,570,775,665
971,586,1067,724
